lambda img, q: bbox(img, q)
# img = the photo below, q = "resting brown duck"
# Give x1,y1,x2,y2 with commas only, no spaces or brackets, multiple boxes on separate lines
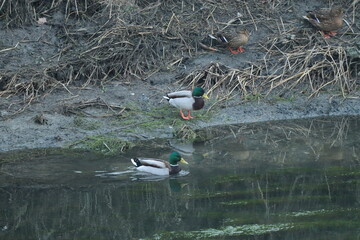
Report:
303,7,343,38
209,29,249,54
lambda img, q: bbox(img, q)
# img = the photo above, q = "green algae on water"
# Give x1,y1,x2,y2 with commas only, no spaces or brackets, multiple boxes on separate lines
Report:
151,223,293,239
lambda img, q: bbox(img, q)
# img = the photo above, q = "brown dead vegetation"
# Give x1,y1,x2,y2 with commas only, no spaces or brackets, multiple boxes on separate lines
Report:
62,97,129,117
0,0,359,112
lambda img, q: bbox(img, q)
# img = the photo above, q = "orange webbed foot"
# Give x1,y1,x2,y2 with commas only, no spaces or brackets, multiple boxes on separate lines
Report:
322,31,336,39
237,47,245,53
180,110,190,120
187,110,194,119
228,47,240,54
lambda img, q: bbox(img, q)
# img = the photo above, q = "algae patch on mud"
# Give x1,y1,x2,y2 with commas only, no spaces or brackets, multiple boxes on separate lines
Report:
109,102,214,143
68,135,134,155
63,104,213,155
73,116,102,130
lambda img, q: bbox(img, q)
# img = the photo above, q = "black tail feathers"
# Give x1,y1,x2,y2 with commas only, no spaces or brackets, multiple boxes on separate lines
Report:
131,158,142,167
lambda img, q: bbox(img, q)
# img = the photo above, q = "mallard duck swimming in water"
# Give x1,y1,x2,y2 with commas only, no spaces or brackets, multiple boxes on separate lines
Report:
209,29,249,54
131,152,188,176
303,7,343,38
163,87,209,120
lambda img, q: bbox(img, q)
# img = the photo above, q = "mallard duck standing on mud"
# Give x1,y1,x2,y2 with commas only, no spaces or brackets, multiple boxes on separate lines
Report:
303,7,343,38
209,29,249,54
131,152,188,176
163,87,209,120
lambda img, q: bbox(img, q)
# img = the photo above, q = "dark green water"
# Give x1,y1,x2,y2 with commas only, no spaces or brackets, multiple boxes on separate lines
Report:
1,116,360,240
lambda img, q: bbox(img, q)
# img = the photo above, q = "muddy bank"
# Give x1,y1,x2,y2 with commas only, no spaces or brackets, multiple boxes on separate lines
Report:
0,76,359,152
0,0,359,153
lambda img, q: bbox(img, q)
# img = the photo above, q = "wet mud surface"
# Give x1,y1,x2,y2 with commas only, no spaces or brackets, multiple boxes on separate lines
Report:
0,0,359,152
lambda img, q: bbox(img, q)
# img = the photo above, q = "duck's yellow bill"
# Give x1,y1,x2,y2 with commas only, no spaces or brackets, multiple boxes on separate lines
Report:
180,158,189,164
203,93,209,99
202,152,209,157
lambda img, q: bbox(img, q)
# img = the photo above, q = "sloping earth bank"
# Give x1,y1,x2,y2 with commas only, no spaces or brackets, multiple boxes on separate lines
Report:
0,0,359,153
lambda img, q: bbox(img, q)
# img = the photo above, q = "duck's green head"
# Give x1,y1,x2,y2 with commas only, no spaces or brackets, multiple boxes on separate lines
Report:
192,87,209,99
169,152,188,165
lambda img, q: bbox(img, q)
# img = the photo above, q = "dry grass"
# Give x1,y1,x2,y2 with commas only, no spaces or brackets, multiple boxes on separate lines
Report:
0,0,252,106
180,44,358,101
0,0,359,112
62,97,129,117
180,62,263,98
179,0,360,100
260,27,359,96
0,0,96,27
